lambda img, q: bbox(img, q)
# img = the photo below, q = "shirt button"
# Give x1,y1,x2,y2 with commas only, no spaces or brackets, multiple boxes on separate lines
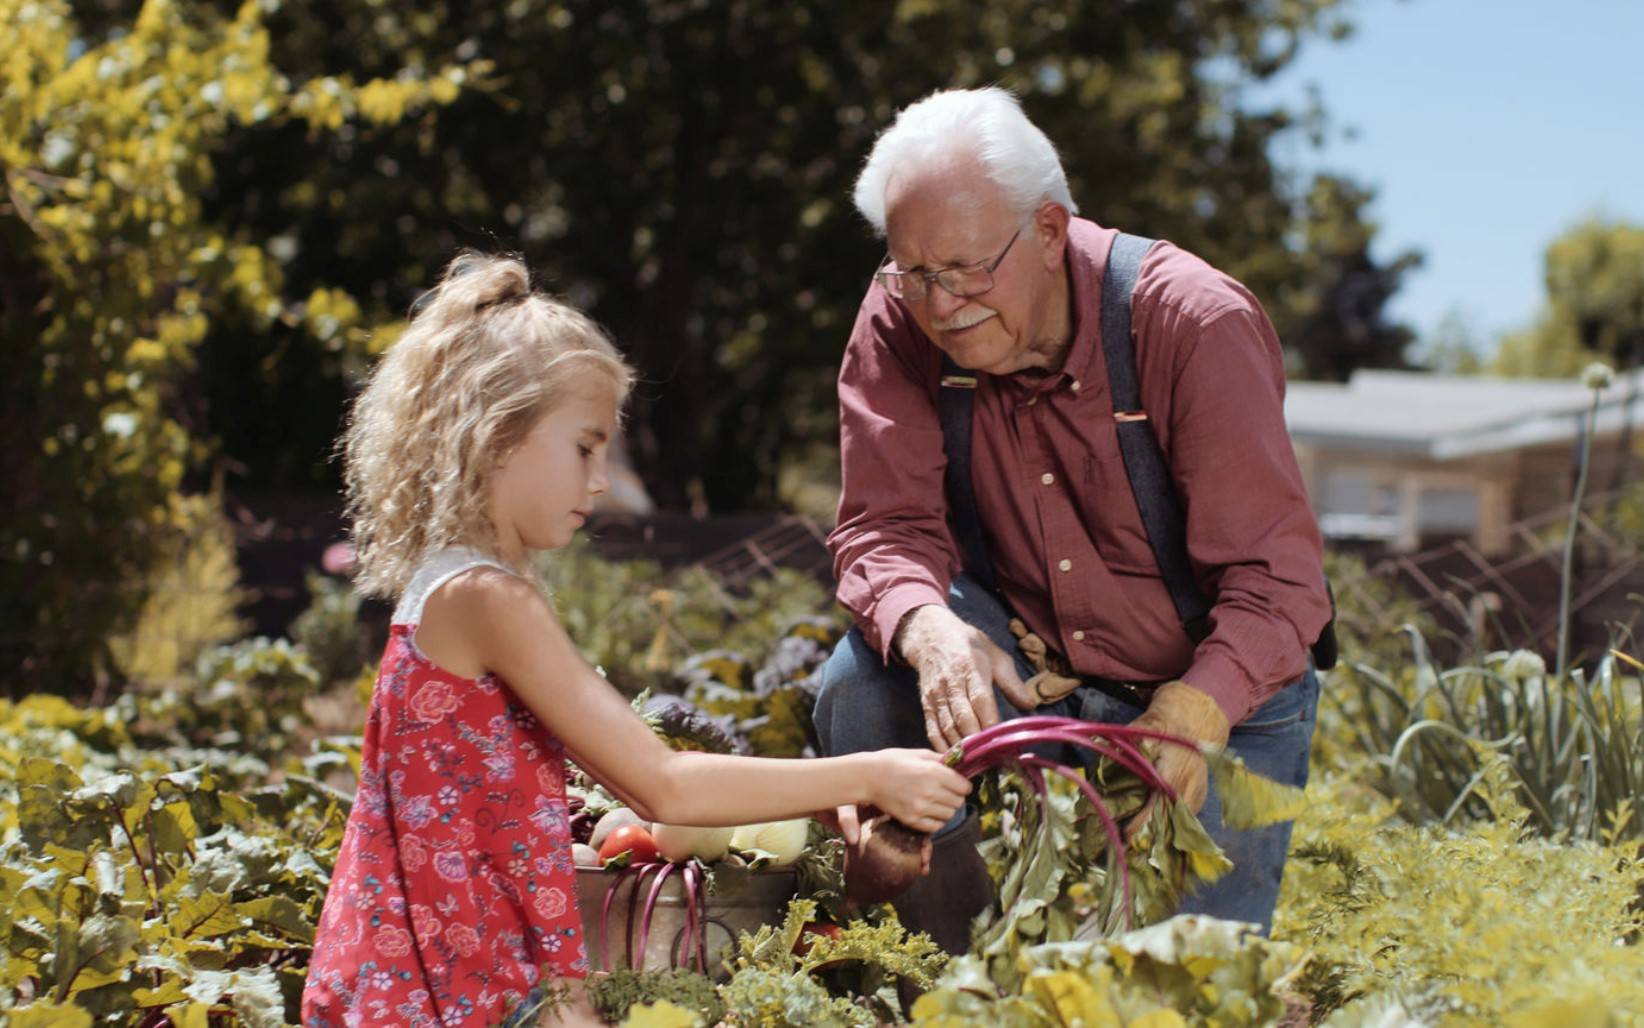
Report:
1028,397,1038,407
1057,558,1072,572
1072,630,1085,642
1040,472,1055,486
1071,380,1082,392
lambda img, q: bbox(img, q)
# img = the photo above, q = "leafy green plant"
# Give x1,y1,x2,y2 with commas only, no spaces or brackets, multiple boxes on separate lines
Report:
1275,770,1644,1024
288,571,370,688
1335,633,1643,841
107,494,248,687
140,638,321,766
533,537,840,696
911,915,1308,1026
590,968,726,1025
720,897,946,1027
1,758,345,1024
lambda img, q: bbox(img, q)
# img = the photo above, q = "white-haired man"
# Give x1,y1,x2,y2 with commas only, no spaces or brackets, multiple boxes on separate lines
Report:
814,87,1334,952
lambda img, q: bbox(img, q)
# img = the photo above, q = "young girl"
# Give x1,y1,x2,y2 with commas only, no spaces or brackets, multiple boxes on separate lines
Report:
301,253,969,1027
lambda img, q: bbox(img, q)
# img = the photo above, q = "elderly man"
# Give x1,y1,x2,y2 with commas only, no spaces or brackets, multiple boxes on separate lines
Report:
813,87,1333,953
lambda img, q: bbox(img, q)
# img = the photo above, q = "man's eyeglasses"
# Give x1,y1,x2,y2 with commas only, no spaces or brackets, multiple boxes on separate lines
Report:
874,226,1022,303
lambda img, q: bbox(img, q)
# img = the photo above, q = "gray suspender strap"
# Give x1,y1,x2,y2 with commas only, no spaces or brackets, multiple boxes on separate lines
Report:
938,356,998,594
1102,233,1213,644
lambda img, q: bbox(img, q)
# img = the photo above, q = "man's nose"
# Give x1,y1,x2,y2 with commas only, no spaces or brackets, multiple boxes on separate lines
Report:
926,281,966,322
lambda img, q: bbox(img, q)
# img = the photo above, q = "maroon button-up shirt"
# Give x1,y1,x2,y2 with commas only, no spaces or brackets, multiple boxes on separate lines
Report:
828,217,1331,725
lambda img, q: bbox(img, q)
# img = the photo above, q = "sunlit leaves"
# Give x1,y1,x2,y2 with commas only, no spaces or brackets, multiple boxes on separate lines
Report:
0,0,473,692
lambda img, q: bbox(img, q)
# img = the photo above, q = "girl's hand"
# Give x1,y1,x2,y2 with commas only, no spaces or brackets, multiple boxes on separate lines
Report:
868,749,971,833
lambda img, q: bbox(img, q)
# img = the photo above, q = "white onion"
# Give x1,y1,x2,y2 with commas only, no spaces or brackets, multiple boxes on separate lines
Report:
729,818,811,867
651,823,735,863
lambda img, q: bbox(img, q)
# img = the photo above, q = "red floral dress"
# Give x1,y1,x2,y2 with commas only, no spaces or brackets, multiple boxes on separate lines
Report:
303,551,587,1027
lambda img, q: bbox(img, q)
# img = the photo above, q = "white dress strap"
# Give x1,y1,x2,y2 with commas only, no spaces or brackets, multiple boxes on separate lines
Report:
392,547,516,626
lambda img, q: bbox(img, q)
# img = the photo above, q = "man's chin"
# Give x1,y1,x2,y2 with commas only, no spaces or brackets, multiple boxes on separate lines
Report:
938,332,1007,373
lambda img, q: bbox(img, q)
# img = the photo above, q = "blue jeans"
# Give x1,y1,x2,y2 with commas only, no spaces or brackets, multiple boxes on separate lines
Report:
813,574,1318,934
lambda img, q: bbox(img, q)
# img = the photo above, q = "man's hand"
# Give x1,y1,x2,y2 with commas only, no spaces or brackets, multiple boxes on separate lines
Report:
1124,680,1231,844
895,605,1037,750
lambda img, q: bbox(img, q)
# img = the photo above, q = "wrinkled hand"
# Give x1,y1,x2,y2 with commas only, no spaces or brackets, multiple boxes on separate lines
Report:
867,748,972,834
896,605,1037,750
1124,680,1231,844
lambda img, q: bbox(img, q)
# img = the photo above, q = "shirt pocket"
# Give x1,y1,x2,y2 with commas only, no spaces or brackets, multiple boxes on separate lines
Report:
1083,451,1159,575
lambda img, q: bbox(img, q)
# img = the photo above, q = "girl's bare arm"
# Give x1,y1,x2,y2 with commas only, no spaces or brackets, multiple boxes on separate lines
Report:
426,570,968,831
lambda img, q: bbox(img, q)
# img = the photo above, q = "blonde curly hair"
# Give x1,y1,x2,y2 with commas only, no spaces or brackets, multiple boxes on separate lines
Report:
342,251,634,597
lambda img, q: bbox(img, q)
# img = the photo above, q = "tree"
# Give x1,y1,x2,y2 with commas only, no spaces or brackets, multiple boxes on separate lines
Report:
1494,219,1644,378
0,0,469,692
1280,175,1420,379
197,0,1415,511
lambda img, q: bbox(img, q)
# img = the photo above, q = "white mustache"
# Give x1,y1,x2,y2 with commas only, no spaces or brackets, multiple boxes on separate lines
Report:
933,307,997,332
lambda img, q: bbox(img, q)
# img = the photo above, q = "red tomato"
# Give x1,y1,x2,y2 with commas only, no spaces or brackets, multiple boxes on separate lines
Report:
597,824,660,865
793,921,844,957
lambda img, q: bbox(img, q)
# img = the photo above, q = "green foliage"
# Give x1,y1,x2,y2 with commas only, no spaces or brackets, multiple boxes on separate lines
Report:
719,898,946,1026
968,752,1303,987
106,493,248,687
1275,771,1644,1025
147,637,322,765
184,0,1408,513
1334,633,1643,842
1494,220,1644,377
591,968,727,1026
0,653,353,1025
288,571,369,688
534,538,840,696
912,915,1308,1026
0,0,474,693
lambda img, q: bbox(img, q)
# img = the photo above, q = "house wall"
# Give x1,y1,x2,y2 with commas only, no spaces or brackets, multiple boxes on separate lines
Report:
1294,445,1519,556
1294,433,1638,557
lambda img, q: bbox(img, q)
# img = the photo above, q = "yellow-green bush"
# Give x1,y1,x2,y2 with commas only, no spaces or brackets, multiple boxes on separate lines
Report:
1275,770,1644,1024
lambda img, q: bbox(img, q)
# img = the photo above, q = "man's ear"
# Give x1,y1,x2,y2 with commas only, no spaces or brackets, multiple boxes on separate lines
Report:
1031,201,1072,269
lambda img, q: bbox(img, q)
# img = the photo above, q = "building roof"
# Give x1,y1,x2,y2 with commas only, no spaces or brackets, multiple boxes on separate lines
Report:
1284,368,1644,460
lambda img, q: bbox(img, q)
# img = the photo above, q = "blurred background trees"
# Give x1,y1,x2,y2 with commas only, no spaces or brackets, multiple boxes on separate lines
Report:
5,0,1424,692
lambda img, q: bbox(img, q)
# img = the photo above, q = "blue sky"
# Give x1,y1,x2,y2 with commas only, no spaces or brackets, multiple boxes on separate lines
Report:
1244,0,1644,358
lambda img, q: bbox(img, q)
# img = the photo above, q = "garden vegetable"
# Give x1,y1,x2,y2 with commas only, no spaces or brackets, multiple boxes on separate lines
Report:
572,842,602,867
651,822,735,863
599,823,662,865
590,806,645,850
841,813,927,906
730,818,811,867
842,716,1193,915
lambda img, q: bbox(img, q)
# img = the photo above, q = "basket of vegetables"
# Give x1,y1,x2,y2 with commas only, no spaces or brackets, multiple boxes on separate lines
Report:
573,803,813,979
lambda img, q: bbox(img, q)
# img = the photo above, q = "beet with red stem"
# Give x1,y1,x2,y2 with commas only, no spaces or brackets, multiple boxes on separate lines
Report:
841,716,1201,909
1018,754,1135,930
842,813,929,906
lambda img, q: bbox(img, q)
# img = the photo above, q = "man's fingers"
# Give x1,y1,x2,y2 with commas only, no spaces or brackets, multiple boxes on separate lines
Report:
966,668,1002,729
951,678,985,739
991,651,1037,710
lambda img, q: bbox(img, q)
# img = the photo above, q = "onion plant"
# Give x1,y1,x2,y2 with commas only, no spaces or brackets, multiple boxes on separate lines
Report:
1334,636,1643,841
